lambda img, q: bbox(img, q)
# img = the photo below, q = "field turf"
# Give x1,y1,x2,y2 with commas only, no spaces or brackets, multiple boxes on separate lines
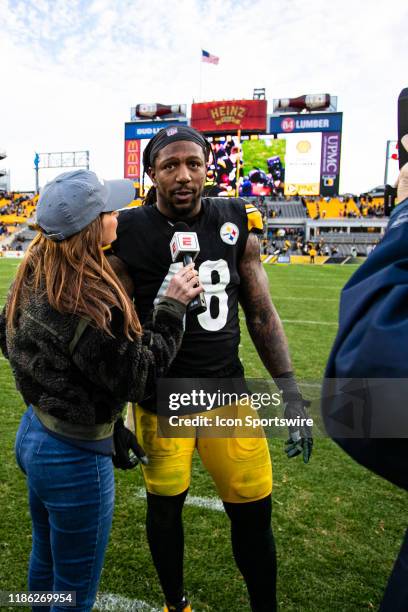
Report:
0,258,406,611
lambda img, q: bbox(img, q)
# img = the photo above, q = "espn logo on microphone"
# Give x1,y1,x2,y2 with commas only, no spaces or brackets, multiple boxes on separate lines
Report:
170,231,200,262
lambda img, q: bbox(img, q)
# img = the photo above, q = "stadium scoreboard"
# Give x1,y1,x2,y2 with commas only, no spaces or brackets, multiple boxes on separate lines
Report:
124,102,342,198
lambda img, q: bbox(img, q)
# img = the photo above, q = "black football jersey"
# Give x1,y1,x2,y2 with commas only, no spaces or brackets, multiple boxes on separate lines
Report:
112,198,263,377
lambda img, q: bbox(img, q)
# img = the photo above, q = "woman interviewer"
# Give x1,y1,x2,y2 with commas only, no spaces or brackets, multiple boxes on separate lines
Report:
0,170,202,612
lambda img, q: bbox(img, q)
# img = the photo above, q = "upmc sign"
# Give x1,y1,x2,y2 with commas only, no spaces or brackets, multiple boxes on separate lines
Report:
320,132,341,196
270,112,343,196
191,100,267,133
269,112,342,134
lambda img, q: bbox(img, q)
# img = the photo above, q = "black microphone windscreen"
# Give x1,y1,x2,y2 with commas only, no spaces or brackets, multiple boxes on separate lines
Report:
173,222,190,233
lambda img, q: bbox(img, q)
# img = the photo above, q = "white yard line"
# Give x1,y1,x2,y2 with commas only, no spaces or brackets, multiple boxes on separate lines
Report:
300,382,323,388
272,296,338,302
95,593,160,612
134,487,224,512
277,283,340,290
281,319,337,326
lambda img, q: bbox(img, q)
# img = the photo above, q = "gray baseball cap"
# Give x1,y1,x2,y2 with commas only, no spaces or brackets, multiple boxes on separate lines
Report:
36,169,135,241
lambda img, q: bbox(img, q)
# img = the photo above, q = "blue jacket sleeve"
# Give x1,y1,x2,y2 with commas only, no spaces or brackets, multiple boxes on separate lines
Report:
326,198,408,378
322,199,408,490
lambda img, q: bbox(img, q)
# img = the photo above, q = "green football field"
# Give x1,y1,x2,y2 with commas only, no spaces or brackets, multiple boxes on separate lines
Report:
0,258,406,612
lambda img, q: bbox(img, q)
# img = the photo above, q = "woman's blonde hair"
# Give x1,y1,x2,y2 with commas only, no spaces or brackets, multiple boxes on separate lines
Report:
6,216,142,339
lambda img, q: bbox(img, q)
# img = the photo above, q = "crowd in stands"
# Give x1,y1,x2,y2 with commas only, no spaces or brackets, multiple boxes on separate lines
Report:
244,194,385,259
303,195,385,219
0,190,37,213
0,191,37,247
0,189,385,258
261,234,337,258
248,194,386,219
260,227,381,258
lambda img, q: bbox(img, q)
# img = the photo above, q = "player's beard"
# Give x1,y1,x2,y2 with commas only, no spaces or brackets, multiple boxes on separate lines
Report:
170,198,198,218
161,187,203,219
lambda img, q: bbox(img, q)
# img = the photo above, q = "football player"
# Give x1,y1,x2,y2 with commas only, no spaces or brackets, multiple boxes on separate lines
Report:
111,125,312,612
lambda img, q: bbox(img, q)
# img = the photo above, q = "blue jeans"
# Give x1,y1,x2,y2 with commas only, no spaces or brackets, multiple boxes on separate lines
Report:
15,406,115,611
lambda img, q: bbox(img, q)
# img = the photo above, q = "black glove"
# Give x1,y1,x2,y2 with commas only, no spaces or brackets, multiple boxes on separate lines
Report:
112,417,148,470
284,398,313,463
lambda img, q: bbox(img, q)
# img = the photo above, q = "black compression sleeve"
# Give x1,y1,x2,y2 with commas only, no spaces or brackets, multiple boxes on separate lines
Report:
223,496,277,612
146,490,188,605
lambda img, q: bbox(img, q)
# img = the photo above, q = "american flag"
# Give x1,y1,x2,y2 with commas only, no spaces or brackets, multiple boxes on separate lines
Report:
201,49,219,65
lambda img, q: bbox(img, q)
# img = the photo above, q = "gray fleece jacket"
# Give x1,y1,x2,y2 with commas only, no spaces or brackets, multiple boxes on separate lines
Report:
0,294,185,427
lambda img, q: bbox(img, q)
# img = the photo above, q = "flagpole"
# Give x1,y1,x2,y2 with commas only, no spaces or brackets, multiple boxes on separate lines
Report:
384,139,391,185
235,129,241,198
199,50,203,101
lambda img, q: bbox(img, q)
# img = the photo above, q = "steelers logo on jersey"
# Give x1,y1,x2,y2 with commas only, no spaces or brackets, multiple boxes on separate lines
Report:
220,222,239,245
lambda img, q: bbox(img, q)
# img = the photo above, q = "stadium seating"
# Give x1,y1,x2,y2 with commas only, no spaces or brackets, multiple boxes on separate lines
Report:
266,201,306,218
0,192,37,249
313,233,380,256
9,228,38,251
246,195,385,221
0,190,385,259
319,231,380,243
267,230,381,258
305,197,361,219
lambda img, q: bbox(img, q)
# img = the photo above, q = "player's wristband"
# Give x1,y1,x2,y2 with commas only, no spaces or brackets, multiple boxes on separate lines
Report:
274,371,302,402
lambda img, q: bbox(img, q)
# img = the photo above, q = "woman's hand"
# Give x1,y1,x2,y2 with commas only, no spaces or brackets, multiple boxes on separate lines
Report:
165,263,204,306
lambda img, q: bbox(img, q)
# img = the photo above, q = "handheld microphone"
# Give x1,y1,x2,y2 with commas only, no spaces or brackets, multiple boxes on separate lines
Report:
170,222,207,314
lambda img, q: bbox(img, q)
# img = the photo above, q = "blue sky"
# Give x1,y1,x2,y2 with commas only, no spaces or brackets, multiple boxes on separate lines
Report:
0,0,407,193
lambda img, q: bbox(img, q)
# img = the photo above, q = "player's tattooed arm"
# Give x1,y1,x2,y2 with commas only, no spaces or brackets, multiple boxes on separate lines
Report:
238,232,292,377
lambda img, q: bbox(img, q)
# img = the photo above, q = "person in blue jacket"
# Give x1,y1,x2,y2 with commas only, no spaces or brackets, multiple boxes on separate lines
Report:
322,135,408,612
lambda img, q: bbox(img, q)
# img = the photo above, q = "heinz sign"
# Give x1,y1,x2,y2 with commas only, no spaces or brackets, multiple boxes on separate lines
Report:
191,100,267,133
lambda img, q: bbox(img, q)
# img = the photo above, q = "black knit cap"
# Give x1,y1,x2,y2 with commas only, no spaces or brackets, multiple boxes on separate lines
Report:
142,125,211,172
